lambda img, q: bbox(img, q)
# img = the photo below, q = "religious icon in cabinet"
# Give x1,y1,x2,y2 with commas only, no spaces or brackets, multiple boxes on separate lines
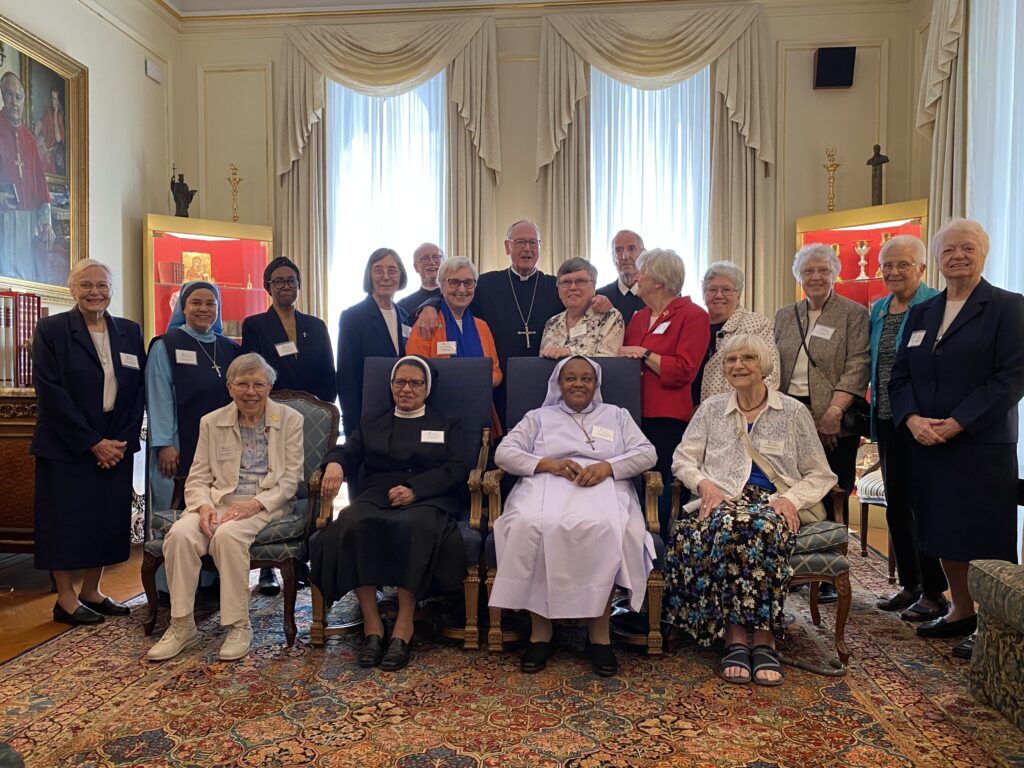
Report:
795,199,928,308
143,214,272,343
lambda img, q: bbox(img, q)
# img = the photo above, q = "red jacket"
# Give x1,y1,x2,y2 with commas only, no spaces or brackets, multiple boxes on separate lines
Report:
624,296,710,422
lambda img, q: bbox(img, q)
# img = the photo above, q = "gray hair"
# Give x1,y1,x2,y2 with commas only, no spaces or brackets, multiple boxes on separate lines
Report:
437,256,478,282
557,257,597,282
636,248,685,296
719,332,775,379
931,217,990,261
226,352,277,386
362,247,408,293
702,261,745,294
611,229,645,252
879,235,926,265
505,219,540,240
68,259,114,290
792,243,841,282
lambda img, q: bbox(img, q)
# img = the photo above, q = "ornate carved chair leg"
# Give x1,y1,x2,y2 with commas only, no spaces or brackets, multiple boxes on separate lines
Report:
279,558,298,647
808,581,822,625
485,568,503,652
141,551,162,636
310,584,326,647
645,573,664,656
463,568,481,651
833,572,852,667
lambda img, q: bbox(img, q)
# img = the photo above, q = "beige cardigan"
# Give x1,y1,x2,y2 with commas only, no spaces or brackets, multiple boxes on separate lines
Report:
184,399,304,518
773,291,870,433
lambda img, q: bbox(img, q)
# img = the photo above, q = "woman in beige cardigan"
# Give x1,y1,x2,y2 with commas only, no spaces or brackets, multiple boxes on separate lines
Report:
774,244,869,600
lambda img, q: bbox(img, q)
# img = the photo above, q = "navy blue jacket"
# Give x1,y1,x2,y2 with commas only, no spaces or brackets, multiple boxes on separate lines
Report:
241,307,336,403
31,307,146,462
889,278,1024,443
336,295,408,436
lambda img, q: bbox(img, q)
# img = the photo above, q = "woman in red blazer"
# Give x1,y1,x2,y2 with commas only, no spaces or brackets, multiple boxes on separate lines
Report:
622,248,710,538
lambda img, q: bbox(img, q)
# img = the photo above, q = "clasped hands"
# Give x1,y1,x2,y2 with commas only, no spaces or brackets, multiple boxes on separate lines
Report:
320,462,416,507
537,457,612,487
91,438,127,469
198,499,262,537
695,480,800,532
906,414,962,446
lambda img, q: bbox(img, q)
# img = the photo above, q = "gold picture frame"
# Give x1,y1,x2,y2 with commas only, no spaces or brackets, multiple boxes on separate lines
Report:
0,14,88,304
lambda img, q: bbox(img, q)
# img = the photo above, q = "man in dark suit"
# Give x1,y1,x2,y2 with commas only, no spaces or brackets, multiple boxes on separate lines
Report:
397,242,444,316
596,229,646,325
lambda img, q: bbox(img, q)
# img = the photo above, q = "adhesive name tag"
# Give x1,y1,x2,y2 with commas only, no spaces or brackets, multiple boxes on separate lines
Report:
908,330,926,347
119,352,140,369
591,425,614,441
761,439,786,455
401,324,412,338
217,445,235,460
568,324,587,340
275,341,299,357
421,430,445,444
810,324,835,340
652,321,671,335
436,341,458,356
175,349,197,365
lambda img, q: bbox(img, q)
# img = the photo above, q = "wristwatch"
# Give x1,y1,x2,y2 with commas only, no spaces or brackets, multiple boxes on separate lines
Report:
642,349,652,360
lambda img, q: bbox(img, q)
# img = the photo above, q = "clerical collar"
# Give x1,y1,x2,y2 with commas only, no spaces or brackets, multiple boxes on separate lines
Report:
394,405,426,419
618,278,639,296
509,266,538,282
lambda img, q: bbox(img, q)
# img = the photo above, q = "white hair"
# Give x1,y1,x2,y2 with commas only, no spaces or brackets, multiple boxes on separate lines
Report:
879,235,926,265
68,259,114,290
437,256,478,282
702,261,745,294
792,243,841,282
931,218,990,261
637,248,685,296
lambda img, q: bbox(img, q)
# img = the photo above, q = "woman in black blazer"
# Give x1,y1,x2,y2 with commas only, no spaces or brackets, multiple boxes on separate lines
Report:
890,218,1024,658
336,248,410,436
31,259,146,625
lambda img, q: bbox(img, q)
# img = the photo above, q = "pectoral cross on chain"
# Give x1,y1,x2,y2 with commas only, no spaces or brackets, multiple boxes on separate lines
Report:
518,325,536,349
211,361,222,377
13,150,24,179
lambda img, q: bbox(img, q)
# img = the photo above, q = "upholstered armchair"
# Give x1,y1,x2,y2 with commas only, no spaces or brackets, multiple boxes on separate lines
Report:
141,389,340,647
308,357,493,650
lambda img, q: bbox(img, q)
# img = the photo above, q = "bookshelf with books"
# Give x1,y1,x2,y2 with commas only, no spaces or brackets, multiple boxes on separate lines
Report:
0,290,43,389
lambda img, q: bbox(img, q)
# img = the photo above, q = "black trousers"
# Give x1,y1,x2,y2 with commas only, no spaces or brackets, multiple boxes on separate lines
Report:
640,416,690,542
876,417,949,597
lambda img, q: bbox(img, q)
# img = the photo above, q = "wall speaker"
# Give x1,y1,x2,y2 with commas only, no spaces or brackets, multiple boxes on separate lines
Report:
813,47,856,89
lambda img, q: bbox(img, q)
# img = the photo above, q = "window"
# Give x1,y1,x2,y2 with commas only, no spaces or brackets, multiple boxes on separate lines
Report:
590,67,710,300
325,73,447,335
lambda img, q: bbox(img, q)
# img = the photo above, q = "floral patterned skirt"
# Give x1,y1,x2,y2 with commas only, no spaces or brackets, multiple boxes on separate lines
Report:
663,484,796,646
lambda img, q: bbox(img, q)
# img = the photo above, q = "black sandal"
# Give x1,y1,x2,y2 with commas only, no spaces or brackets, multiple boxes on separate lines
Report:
750,645,784,686
718,643,751,684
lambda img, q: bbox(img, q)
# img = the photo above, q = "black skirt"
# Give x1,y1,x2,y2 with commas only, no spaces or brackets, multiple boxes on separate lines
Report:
310,500,466,605
34,456,134,571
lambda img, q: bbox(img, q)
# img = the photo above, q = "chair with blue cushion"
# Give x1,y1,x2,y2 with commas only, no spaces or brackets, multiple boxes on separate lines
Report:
482,356,666,655
141,389,340,647
308,356,492,650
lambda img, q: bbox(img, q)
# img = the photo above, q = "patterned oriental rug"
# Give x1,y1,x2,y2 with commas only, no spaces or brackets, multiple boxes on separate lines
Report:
1,550,1021,768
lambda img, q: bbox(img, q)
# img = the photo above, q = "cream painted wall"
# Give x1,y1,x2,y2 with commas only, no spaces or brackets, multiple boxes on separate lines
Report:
0,0,177,320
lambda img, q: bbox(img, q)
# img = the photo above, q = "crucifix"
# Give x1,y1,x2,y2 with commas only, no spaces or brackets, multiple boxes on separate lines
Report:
13,134,23,177
210,361,222,377
517,325,536,349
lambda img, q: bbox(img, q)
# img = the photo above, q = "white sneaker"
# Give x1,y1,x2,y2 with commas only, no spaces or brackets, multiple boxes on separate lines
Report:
148,622,201,661
218,623,252,661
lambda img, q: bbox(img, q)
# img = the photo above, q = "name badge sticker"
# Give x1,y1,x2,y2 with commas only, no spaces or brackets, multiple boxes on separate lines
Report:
568,324,587,340
908,330,926,347
175,349,198,366
591,425,615,441
119,352,140,370
436,341,458,356
421,430,445,444
275,341,299,357
810,324,835,341
652,321,671,335
761,439,786,455
401,324,412,339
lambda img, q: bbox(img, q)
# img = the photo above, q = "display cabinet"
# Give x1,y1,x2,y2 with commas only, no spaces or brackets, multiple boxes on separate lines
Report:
143,214,273,343
795,199,928,308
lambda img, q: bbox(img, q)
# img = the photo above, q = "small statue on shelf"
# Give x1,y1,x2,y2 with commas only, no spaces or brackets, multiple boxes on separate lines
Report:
866,145,889,206
171,167,198,217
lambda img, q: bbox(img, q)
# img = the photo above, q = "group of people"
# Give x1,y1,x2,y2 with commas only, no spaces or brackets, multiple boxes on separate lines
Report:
31,216,1022,682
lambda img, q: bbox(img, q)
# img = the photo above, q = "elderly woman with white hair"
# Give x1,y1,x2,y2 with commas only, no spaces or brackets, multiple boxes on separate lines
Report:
693,260,780,405
31,259,146,625
148,353,304,662
621,248,711,539
540,257,625,358
868,236,947,621
773,244,869,600
665,333,837,686
890,218,1024,659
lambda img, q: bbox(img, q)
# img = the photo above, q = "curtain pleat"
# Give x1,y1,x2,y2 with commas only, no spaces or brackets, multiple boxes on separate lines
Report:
276,120,325,315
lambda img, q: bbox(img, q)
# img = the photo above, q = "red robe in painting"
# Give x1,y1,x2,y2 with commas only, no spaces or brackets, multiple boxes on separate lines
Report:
0,110,50,212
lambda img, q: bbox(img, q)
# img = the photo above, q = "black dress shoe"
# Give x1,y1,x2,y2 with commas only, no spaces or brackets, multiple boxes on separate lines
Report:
53,603,103,626
952,633,976,659
520,641,553,674
296,562,310,590
380,638,411,671
357,634,386,668
258,568,281,596
816,582,839,604
916,614,977,638
589,642,618,677
79,597,130,616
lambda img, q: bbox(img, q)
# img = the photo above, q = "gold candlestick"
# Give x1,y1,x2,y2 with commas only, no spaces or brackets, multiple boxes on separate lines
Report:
226,163,243,223
876,232,891,277
830,243,843,281
823,147,840,213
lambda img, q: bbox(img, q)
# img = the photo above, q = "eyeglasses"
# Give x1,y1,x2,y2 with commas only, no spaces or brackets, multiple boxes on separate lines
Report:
445,278,476,290
417,253,444,263
557,278,592,289
880,261,918,273
800,267,832,278
391,378,426,390
724,354,758,366
372,267,401,278
704,287,737,296
230,381,269,392
77,282,111,293
511,239,541,248
269,277,298,288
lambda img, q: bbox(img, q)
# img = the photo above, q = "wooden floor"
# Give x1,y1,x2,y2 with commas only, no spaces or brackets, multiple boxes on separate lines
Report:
0,524,894,666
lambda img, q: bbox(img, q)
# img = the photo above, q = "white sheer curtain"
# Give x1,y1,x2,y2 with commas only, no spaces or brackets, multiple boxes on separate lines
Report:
589,67,710,300
325,73,447,342
967,0,1024,551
